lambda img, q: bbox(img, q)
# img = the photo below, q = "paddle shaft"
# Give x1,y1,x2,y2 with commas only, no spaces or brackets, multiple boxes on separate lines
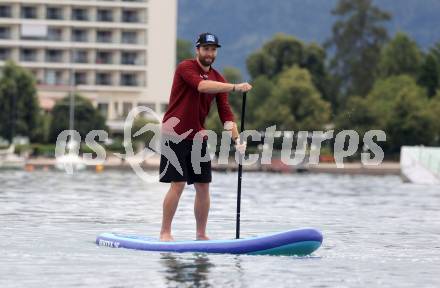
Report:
236,92,247,239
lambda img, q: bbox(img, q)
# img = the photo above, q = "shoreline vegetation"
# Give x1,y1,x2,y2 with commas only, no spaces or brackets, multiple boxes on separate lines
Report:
22,155,400,176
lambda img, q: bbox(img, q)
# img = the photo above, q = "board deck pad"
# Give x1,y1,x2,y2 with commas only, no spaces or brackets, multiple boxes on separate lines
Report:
96,228,323,256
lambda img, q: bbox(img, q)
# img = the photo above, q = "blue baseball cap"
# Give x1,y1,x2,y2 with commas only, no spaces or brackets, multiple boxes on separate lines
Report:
196,32,221,48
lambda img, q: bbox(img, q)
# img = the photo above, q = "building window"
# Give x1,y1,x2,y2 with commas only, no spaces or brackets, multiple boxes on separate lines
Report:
121,73,137,86
47,27,62,41
20,49,38,62
46,7,63,20
96,73,112,85
72,50,88,63
74,72,87,85
71,29,88,42
0,27,10,39
0,6,11,18
97,103,109,118
0,48,11,60
45,70,63,85
122,102,133,117
72,8,88,21
96,51,113,64
121,52,138,65
121,31,137,44
46,50,63,63
96,30,112,43
21,6,38,19
113,102,119,118
122,10,139,23
97,9,113,22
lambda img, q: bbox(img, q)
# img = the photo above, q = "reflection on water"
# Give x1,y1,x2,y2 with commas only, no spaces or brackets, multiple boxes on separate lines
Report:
0,170,440,288
160,253,215,288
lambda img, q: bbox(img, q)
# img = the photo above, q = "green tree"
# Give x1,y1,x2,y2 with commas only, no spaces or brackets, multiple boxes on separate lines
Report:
325,0,391,98
335,96,379,136
246,34,333,106
429,42,440,63
430,91,440,144
222,66,243,113
49,94,107,143
177,38,194,64
418,52,440,97
337,75,436,153
247,75,275,129
0,61,40,142
254,67,331,131
247,34,304,80
386,89,436,153
378,32,422,78
366,75,420,127
205,74,276,133
32,113,52,144
303,43,337,108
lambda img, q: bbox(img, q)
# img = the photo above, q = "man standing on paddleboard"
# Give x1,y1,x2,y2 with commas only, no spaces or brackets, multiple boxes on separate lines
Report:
159,33,252,241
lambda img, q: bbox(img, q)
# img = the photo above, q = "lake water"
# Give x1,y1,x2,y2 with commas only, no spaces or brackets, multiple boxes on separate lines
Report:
1,170,439,287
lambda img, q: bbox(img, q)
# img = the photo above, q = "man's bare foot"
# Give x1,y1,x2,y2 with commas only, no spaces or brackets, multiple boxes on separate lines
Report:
196,235,210,241
160,233,175,242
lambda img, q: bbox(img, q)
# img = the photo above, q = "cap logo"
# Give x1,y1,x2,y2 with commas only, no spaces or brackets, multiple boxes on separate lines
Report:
206,34,216,42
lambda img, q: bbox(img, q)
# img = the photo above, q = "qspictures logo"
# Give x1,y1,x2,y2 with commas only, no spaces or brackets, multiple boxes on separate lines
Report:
55,106,386,182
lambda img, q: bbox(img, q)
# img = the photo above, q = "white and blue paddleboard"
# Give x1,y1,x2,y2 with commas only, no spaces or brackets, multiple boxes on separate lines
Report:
96,228,322,256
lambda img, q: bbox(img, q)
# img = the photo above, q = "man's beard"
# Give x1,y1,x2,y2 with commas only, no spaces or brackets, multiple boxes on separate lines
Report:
198,55,215,67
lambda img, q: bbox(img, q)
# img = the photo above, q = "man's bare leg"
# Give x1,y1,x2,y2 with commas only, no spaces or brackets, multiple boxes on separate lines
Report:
194,182,210,240
160,181,185,241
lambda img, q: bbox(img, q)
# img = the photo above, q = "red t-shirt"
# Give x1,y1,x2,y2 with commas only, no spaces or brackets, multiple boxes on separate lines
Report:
162,59,234,139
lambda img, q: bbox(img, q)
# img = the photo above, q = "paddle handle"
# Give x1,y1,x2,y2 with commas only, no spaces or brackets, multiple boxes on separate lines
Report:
236,92,247,239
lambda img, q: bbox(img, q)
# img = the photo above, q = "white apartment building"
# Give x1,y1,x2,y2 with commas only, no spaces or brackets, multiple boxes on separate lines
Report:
0,0,176,131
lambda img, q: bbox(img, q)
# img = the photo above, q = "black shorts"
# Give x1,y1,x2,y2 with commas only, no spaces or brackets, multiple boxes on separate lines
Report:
159,138,212,185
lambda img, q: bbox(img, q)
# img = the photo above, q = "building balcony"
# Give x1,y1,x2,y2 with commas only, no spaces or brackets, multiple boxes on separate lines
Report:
71,9,88,21
120,73,139,86
0,6,12,18
47,29,63,41
46,8,63,20
0,48,11,60
122,11,140,23
21,7,38,19
97,10,113,22
96,31,113,43
45,51,64,63
20,48,39,62
0,29,10,39
71,35,88,42
95,72,113,86
73,56,88,64
121,32,138,44
95,52,113,65
74,72,88,85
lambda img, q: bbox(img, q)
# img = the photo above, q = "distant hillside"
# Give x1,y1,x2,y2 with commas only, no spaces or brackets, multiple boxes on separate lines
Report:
178,0,440,77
